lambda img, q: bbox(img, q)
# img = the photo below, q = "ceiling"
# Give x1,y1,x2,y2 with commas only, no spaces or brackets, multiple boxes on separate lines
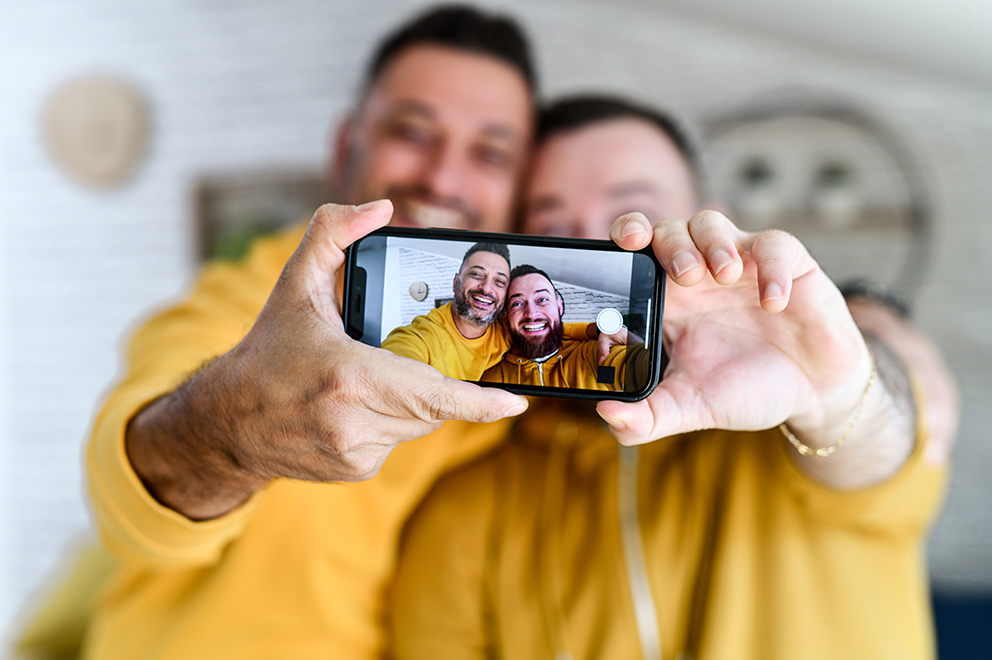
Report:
619,0,992,90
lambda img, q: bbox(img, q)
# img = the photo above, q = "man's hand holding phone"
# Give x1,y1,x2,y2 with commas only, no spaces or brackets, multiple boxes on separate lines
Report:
126,202,528,520
598,210,916,490
599,210,872,442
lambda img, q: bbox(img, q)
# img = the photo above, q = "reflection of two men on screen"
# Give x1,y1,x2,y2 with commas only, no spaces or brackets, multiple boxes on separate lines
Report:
381,242,638,391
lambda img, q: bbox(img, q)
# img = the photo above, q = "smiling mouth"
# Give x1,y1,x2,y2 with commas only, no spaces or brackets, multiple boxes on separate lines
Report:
471,293,496,309
521,320,548,334
398,199,466,228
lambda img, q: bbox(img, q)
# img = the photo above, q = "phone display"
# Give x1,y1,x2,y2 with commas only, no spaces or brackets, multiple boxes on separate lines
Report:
343,227,665,401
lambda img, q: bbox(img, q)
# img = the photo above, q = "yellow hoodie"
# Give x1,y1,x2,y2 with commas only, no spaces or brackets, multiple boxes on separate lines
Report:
481,339,627,389
382,303,594,381
78,223,513,660
390,401,947,660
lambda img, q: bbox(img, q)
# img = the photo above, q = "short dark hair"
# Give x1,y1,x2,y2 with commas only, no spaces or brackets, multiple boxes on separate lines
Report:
509,264,564,315
460,242,511,271
536,94,699,183
364,5,537,98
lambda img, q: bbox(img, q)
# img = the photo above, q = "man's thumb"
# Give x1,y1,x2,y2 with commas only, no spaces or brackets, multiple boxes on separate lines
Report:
293,199,393,276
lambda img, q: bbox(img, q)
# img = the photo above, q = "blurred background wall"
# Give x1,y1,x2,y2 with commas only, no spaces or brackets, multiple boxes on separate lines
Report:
1,0,990,653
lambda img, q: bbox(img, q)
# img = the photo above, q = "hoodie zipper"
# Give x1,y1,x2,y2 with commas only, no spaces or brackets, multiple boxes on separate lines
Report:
618,444,663,660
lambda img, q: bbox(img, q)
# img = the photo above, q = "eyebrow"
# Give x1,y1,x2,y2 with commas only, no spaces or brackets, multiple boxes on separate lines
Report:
468,264,510,280
479,124,519,143
387,99,436,120
606,181,660,199
388,99,520,144
509,287,551,299
529,179,660,213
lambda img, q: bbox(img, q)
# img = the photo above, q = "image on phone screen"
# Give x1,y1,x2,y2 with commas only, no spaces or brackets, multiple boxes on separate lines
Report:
345,228,663,401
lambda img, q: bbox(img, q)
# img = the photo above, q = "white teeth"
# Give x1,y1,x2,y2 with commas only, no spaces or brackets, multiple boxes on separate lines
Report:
524,323,546,332
472,295,494,305
405,200,464,228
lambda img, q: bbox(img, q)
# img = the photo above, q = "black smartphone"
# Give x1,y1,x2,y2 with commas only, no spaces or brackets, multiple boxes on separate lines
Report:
343,227,665,401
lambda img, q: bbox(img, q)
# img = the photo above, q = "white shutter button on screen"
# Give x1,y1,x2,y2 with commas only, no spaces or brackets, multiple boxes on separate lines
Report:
596,308,624,335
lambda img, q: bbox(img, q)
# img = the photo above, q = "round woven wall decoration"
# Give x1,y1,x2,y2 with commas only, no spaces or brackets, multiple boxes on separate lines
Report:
42,75,150,189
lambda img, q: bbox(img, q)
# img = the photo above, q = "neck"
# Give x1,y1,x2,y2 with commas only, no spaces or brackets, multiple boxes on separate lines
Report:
451,309,487,340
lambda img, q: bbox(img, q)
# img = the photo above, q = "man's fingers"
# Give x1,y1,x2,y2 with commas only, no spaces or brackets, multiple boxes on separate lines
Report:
651,218,705,285
750,229,818,314
686,211,745,285
609,212,653,250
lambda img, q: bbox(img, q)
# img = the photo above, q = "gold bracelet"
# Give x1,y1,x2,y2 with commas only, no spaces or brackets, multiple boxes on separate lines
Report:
779,347,877,458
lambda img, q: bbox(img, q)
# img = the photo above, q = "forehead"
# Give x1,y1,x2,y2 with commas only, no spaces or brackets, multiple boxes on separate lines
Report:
463,250,509,272
526,118,695,208
509,272,552,295
362,43,532,136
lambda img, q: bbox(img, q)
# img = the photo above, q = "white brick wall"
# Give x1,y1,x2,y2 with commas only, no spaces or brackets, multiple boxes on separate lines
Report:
2,0,991,642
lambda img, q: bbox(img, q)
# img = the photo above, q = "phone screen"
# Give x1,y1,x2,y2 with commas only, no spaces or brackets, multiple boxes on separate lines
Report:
344,228,664,401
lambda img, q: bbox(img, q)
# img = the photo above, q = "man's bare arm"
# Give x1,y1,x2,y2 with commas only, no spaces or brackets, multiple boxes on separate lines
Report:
125,202,528,521
786,333,916,489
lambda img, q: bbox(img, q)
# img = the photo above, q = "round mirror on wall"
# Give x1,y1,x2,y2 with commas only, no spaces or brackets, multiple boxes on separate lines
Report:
702,92,932,310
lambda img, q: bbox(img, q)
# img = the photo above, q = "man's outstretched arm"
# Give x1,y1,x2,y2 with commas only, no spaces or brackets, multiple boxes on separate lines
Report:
118,202,528,522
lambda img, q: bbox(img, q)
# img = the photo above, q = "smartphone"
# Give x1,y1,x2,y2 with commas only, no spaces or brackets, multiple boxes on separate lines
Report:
343,227,665,401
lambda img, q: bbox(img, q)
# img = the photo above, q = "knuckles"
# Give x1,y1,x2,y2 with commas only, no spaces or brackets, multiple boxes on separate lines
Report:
420,390,458,423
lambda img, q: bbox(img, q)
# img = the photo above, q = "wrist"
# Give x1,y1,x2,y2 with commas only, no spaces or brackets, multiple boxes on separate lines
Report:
781,345,877,457
784,342,877,452
126,352,268,520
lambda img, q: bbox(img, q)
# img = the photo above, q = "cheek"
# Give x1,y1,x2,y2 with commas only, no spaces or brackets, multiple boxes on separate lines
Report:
470,172,518,220
365,144,430,184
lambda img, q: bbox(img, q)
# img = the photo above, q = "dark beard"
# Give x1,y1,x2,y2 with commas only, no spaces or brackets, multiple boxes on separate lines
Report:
453,281,503,328
510,318,564,360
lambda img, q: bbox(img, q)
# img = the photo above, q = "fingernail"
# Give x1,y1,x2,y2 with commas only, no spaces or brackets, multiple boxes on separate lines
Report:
763,282,784,302
671,250,699,278
503,401,528,418
598,411,627,432
355,199,387,213
621,218,647,239
709,248,733,275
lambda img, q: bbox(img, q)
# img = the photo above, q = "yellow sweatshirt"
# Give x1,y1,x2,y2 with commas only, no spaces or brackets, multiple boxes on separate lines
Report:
381,303,511,381
481,340,628,389
390,402,947,660
80,224,513,660
381,303,593,381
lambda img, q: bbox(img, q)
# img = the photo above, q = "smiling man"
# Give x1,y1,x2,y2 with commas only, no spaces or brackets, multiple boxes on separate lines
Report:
481,264,630,389
381,242,513,380
334,42,530,232
390,95,946,660
76,7,538,660
452,245,511,330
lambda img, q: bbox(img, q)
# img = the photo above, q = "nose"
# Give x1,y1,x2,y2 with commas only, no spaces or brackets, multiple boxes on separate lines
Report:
422,141,467,199
480,277,498,297
577,211,607,240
